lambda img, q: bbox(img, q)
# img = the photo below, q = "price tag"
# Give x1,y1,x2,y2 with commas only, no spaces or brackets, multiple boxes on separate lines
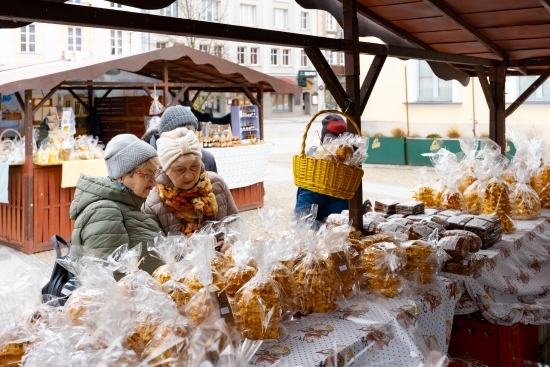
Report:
331,251,350,276
213,290,235,324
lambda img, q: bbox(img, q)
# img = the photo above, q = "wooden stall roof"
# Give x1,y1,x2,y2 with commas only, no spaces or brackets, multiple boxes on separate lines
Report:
0,44,301,95
313,0,550,77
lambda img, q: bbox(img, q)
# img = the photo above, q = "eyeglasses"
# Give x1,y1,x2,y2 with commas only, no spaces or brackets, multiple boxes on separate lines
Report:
133,169,161,181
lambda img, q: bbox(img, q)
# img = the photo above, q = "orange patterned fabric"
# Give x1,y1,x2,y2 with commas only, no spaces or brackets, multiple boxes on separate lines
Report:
156,171,218,235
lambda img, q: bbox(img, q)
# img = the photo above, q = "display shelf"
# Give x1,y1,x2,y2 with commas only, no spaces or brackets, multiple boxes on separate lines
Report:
230,105,259,140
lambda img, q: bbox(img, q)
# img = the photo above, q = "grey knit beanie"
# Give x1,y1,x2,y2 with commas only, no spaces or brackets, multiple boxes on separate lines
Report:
104,134,158,179
158,105,199,134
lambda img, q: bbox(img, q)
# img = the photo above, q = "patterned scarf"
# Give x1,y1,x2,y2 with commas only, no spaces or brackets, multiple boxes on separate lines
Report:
157,171,218,235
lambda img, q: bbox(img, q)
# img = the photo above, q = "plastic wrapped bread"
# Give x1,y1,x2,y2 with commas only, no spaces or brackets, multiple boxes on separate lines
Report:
374,199,398,214
438,236,469,261
411,167,437,208
482,154,516,233
512,162,541,219
402,240,436,285
396,200,425,215
442,230,482,253
445,253,486,276
234,241,284,339
447,214,476,230
361,242,406,298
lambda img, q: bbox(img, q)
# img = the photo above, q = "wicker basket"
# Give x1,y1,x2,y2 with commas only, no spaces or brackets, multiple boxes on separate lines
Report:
293,109,364,199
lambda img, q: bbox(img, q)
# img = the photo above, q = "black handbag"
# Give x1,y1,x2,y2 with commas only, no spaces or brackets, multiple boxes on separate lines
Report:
41,235,75,306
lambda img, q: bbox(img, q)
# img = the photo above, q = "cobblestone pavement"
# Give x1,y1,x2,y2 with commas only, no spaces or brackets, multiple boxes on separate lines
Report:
25,115,438,270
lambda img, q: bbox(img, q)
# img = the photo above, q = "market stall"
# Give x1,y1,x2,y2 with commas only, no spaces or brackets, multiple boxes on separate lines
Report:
0,46,299,254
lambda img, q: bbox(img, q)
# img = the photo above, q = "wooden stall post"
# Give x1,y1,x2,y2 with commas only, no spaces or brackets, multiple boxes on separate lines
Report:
343,0,363,229
488,61,507,153
22,89,34,254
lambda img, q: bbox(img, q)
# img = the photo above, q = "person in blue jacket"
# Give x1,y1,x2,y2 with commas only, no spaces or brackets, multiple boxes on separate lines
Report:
295,114,349,222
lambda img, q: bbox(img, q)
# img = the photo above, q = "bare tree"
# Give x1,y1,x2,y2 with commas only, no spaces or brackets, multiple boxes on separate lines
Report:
155,0,229,59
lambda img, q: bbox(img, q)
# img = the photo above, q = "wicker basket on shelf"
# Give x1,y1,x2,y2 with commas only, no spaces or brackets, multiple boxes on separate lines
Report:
293,109,364,200
0,129,23,162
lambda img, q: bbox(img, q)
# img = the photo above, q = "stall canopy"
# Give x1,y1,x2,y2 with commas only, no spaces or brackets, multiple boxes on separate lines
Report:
298,0,550,78
0,44,301,96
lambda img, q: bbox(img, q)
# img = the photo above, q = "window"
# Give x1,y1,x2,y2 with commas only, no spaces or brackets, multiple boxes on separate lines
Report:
199,44,209,53
273,8,287,29
418,61,452,102
519,76,550,101
156,42,167,49
237,47,245,65
68,27,82,52
160,3,178,17
250,47,258,65
271,94,292,112
68,0,82,3
20,25,35,53
74,100,82,116
240,4,255,26
201,0,219,22
282,49,290,66
110,30,122,55
300,50,308,67
214,45,223,58
65,100,71,108
300,12,309,30
110,2,122,8
326,51,334,65
271,48,278,65
340,52,345,65
326,14,336,31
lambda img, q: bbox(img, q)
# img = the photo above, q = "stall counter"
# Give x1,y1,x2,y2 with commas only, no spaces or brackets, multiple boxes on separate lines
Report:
205,143,272,211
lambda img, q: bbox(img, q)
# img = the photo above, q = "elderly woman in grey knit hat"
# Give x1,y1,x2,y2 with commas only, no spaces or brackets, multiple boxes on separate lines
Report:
69,134,164,276
143,105,218,173
143,127,238,250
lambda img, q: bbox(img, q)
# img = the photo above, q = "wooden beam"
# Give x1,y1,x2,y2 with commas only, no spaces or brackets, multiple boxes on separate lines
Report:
304,47,349,110
382,44,493,67
242,86,259,107
475,66,494,110
142,86,152,98
422,0,508,60
518,67,529,76
100,89,112,99
505,67,550,118
87,81,94,110
22,90,34,254
67,89,89,112
355,3,469,77
488,62,507,152
163,61,169,107
512,58,550,68
343,0,363,230
359,55,386,115
257,85,264,141
15,92,25,111
32,84,61,114
169,86,188,107
0,1,494,67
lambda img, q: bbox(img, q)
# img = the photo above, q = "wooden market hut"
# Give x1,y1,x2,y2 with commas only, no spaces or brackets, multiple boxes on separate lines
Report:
0,45,300,254
2,0,550,238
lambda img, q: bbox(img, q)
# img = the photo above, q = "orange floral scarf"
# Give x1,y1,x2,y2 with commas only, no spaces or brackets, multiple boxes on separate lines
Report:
157,171,218,235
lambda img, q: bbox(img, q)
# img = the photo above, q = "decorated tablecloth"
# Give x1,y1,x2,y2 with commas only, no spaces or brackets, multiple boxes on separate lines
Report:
205,143,272,189
249,276,461,367
443,210,550,326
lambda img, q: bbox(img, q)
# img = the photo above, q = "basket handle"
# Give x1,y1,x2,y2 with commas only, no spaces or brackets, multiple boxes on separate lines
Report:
0,128,23,140
300,109,361,155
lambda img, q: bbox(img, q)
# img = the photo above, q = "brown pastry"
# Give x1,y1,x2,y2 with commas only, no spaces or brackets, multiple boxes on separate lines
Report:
336,144,353,162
